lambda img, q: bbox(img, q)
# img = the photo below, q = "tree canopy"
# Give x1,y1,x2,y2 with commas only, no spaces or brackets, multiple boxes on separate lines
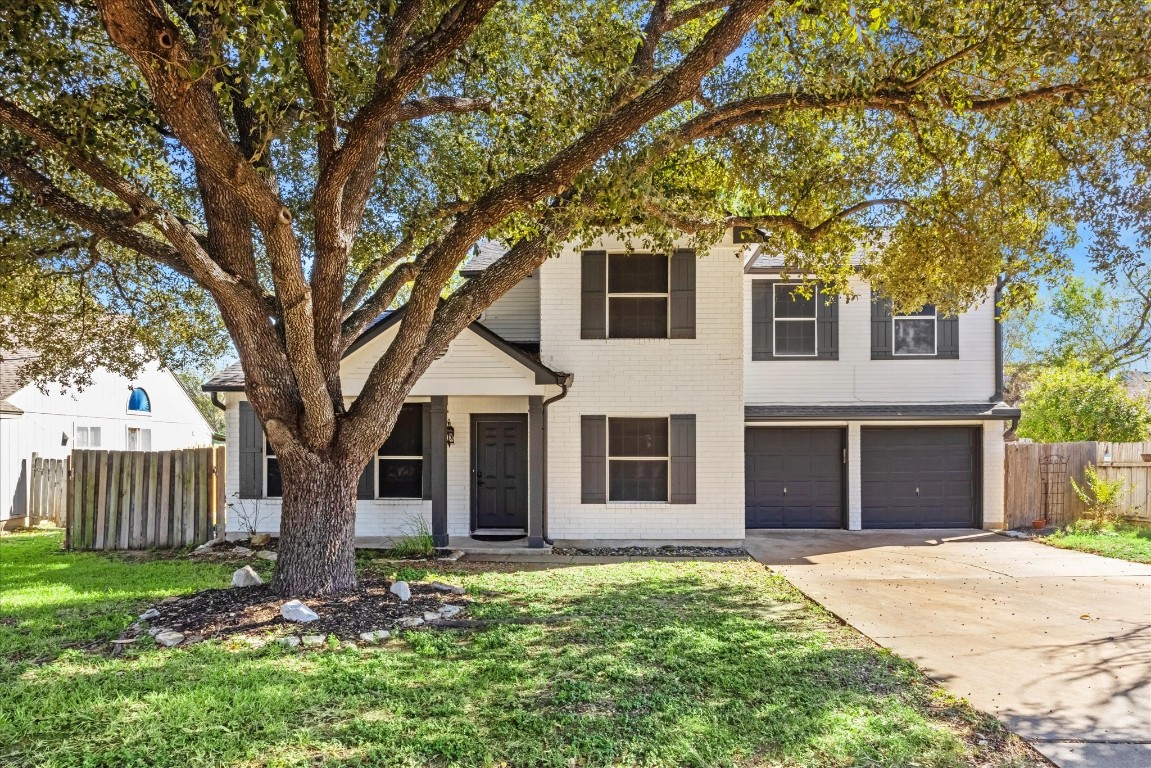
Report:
1016,363,1151,442
4,0,1151,593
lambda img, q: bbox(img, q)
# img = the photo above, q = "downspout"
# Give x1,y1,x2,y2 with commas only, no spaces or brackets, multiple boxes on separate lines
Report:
540,374,573,546
211,391,227,411
992,276,1005,403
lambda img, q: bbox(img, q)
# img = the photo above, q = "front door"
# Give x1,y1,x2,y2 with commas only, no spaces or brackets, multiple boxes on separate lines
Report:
472,415,529,532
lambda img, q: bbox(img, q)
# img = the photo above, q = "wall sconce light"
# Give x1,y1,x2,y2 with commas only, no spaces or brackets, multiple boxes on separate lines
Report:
445,419,455,447
61,432,70,447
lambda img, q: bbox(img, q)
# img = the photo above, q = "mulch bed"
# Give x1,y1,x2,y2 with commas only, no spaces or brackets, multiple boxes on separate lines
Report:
124,578,469,647
552,545,748,558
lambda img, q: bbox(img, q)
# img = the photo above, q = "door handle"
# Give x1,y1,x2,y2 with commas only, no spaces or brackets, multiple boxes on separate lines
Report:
915,487,920,496
783,486,787,495
477,479,485,487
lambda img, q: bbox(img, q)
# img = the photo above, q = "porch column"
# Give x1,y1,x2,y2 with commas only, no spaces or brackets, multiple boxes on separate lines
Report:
528,395,545,548
429,396,449,547
847,422,862,530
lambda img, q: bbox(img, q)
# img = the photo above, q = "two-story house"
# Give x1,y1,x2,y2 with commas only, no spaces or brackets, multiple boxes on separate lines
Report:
204,229,1017,546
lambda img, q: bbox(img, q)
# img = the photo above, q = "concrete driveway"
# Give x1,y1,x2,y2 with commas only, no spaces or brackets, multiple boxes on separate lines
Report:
744,530,1151,768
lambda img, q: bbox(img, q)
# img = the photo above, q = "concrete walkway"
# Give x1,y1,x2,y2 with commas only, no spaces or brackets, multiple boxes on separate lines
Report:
744,530,1151,768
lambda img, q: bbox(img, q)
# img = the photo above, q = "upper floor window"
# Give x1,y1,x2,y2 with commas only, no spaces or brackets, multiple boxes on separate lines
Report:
376,403,424,498
608,417,669,502
75,425,101,448
608,253,668,338
127,387,151,413
894,305,937,356
773,284,819,357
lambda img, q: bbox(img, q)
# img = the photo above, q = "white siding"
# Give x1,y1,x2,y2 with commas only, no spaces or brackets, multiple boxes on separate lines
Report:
478,272,540,342
744,275,998,404
1,363,213,522
540,236,748,541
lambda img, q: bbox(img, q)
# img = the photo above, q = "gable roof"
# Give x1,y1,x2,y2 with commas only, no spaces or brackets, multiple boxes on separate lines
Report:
203,310,568,392
459,240,507,277
0,348,37,415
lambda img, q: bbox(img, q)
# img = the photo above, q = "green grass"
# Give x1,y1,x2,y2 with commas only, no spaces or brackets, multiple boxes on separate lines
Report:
0,532,1036,768
1043,519,1151,563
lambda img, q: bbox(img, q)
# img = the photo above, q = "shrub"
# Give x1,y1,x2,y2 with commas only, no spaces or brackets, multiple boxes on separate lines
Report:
1017,364,1151,442
1070,463,1128,526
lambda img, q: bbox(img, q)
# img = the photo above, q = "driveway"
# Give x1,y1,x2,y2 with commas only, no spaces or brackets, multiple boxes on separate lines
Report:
744,530,1151,768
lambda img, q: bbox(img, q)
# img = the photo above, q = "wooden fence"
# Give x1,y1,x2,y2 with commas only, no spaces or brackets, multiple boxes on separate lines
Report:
26,454,68,526
66,447,225,550
1004,441,1151,528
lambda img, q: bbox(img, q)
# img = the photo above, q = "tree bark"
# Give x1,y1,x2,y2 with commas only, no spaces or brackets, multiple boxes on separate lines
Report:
273,452,360,595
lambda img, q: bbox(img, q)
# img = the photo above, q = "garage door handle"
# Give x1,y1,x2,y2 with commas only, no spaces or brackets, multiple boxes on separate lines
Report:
783,486,787,495
916,487,920,496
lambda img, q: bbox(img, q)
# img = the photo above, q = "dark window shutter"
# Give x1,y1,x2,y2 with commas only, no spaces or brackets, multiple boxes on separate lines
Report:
237,401,263,499
669,249,696,339
871,290,894,360
937,315,960,358
356,460,375,499
580,250,607,339
580,415,607,503
751,280,774,360
817,284,839,360
421,403,432,499
669,414,696,504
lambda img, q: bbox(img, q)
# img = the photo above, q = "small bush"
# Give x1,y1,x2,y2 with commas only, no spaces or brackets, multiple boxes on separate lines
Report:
385,514,435,559
1070,463,1128,525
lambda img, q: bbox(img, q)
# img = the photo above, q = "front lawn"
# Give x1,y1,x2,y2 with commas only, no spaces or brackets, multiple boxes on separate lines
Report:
1042,519,1151,563
0,532,1039,767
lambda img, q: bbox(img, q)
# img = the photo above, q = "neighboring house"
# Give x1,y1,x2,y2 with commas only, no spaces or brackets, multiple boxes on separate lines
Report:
204,230,1017,546
1,350,215,526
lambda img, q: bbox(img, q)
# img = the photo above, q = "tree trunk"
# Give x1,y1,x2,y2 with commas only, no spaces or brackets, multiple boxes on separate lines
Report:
274,454,359,596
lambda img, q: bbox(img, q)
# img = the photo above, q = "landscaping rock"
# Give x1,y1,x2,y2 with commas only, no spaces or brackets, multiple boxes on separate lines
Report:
438,604,464,619
231,565,263,587
341,640,358,650
437,550,465,562
231,545,254,556
276,636,300,648
359,629,390,643
430,581,465,595
280,600,320,623
139,608,161,621
389,580,411,602
249,533,272,546
256,550,278,562
154,630,185,647
160,595,180,604
422,611,442,622
191,541,216,555
397,616,424,628
147,627,164,636
301,634,325,647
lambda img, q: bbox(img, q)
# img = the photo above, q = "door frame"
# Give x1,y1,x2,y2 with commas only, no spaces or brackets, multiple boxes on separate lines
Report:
744,426,848,530
859,425,982,529
470,413,530,533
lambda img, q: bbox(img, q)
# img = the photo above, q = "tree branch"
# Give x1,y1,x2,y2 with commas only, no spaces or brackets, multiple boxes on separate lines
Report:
290,0,336,163
342,234,415,318
394,96,493,121
644,198,910,241
341,261,422,348
666,0,730,30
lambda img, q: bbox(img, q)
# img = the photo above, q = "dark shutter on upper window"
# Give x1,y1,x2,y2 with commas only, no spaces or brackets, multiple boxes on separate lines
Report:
938,315,960,358
356,460,374,499
421,403,432,499
817,285,839,360
580,415,607,503
751,280,773,360
669,414,696,504
871,291,894,360
580,250,607,339
238,401,263,499
669,249,696,339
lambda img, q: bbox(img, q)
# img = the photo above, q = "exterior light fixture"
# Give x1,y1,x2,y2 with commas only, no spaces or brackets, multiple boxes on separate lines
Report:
445,419,455,447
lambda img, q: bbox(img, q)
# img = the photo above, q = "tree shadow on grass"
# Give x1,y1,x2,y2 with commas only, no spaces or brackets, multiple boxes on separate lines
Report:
1,560,1005,768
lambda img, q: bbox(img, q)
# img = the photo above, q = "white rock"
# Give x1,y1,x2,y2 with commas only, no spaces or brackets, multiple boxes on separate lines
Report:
249,533,272,546
139,608,161,621
154,630,185,647
398,616,424,628
231,565,263,587
280,599,319,623
301,634,325,647
389,581,411,602
276,636,300,648
232,545,253,556
147,627,163,637
438,604,464,619
430,581,465,595
423,611,442,622
191,541,216,555
256,550,278,562
358,629,391,643
437,550,465,562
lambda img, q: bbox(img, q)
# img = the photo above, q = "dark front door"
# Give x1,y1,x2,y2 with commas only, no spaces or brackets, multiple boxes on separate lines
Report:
861,427,979,528
745,427,844,528
472,415,529,532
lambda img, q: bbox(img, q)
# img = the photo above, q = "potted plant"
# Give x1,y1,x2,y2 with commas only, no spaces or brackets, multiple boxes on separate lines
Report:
1031,517,1047,530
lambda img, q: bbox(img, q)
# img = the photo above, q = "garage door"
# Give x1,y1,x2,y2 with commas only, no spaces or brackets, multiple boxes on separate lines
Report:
746,428,844,528
861,427,978,528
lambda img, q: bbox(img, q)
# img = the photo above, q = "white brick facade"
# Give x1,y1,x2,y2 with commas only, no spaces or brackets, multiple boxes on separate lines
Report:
539,236,747,541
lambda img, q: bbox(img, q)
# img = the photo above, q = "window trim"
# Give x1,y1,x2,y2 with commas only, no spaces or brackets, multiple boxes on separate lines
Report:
893,306,938,357
605,252,670,339
264,438,281,498
373,403,425,500
772,283,819,358
606,416,670,503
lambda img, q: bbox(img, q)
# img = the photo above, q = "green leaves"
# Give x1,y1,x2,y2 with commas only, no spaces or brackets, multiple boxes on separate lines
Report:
1016,364,1151,443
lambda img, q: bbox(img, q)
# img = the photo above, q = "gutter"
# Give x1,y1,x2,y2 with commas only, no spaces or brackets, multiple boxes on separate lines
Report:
211,391,227,411
540,373,573,546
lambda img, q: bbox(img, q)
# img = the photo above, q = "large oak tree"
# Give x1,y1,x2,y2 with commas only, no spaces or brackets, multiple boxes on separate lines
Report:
2,0,1149,594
